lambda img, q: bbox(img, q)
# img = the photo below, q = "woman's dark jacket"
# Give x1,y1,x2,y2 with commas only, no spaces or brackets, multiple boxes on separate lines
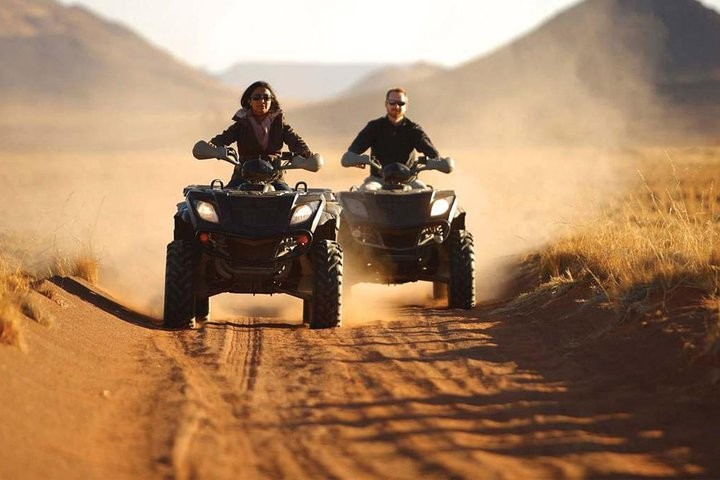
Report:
210,108,311,187
211,109,311,158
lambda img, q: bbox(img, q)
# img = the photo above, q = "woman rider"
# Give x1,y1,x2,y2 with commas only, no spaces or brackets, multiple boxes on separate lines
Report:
209,81,313,189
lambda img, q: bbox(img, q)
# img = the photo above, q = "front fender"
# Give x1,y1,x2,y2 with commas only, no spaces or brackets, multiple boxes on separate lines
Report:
314,213,339,241
178,201,192,223
451,208,466,231
174,202,195,240
312,202,340,241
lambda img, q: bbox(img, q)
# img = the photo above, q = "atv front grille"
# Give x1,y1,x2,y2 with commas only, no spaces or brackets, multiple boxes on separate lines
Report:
205,233,312,265
227,237,278,263
351,223,449,250
380,229,422,249
232,204,282,227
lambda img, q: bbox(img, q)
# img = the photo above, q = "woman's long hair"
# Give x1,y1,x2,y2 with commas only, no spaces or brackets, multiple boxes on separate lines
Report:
240,81,281,112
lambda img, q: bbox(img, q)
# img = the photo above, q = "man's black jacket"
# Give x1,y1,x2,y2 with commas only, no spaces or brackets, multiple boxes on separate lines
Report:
348,116,439,177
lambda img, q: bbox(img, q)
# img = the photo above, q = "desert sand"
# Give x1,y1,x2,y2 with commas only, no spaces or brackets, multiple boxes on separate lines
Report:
2,271,719,479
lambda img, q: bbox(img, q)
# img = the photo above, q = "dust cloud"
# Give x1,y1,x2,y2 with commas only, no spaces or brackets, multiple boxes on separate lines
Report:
3,142,633,323
0,123,641,326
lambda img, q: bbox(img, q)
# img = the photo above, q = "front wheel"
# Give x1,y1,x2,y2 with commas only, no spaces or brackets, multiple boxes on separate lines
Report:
309,240,343,329
448,230,476,309
163,240,197,329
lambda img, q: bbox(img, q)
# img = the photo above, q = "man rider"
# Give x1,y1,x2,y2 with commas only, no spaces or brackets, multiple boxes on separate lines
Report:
342,87,439,190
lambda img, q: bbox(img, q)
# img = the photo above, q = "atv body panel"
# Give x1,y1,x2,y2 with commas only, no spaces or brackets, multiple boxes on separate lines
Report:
338,188,460,284
177,185,337,299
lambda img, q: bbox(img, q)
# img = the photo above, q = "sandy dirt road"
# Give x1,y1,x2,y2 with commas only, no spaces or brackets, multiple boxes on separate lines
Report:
2,276,719,480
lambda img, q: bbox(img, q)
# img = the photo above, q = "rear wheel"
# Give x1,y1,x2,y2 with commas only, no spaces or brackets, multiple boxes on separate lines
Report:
309,240,343,329
163,240,197,329
448,230,475,309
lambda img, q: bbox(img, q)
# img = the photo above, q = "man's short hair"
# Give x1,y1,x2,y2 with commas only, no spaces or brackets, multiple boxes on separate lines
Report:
385,87,407,100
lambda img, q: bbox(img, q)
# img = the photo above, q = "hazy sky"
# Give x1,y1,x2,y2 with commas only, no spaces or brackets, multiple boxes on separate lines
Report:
58,0,720,72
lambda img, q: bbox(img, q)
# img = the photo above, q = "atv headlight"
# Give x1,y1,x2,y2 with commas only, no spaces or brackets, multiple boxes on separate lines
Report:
431,198,451,216
195,200,219,223
290,204,314,225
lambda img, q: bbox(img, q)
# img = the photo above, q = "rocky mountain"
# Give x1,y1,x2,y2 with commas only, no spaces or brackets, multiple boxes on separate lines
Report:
290,0,720,146
0,0,235,112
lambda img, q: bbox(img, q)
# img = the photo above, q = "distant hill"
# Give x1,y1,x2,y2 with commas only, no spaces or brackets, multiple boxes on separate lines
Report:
338,62,446,97
0,0,236,112
218,62,386,102
290,0,720,147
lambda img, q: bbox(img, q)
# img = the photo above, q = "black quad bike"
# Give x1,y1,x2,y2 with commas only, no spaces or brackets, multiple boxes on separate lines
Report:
338,152,475,309
162,141,343,329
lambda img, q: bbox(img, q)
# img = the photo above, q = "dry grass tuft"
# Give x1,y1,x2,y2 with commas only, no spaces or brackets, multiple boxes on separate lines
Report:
0,236,99,346
491,272,578,315
53,249,100,285
0,258,31,346
72,253,100,284
539,151,720,310
527,149,720,370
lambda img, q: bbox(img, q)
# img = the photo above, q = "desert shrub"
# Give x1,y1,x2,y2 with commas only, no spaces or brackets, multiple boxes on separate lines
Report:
0,258,30,346
53,248,99,284
0,234,95,346
539,151,720,304
71,250,100,284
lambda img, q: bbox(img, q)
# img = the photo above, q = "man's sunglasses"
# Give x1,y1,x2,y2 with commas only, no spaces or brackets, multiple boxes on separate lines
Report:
251,94,273,101
387,100,406,106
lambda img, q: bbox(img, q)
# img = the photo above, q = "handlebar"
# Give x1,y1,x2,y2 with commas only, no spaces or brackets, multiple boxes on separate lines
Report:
192,140,323,172
341,151,454,175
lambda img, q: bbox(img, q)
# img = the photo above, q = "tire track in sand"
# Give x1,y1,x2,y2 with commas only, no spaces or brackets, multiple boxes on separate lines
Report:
150,319,265,480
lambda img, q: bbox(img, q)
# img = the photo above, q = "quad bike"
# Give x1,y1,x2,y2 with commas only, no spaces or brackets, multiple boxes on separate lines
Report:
337,152,475,309
162,141,342,329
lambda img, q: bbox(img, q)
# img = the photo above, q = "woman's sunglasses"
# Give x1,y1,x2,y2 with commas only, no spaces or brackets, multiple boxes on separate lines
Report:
251,94,273,101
